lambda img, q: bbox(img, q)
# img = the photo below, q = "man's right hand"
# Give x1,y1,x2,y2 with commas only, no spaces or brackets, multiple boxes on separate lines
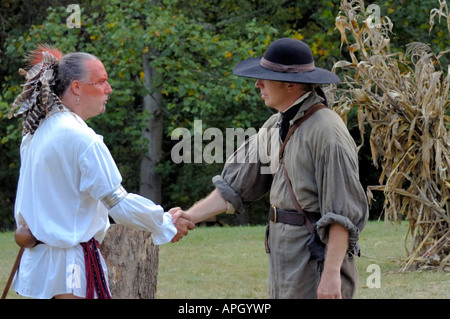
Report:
14,224,38,248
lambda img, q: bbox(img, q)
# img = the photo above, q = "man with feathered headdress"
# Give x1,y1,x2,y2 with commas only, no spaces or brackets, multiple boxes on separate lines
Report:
7,45,194,299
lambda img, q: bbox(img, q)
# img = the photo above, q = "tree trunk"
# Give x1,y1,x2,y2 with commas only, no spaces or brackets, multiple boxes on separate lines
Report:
139,52,163,204
101,225,159,298
100,52,163,299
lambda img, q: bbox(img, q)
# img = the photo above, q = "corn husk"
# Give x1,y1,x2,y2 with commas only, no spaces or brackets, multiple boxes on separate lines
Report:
328,0,450,271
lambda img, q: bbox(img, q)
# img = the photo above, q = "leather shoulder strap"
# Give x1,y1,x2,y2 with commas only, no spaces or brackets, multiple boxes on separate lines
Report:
278,102,327,159
279,102,327,233
282,164,315,234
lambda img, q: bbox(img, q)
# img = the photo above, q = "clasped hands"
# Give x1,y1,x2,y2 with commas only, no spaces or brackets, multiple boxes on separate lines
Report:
15,208,195,247
168,207,195,243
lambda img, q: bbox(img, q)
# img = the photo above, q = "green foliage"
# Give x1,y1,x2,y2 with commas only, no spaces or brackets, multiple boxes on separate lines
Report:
0,0,448,228
0,96,20,230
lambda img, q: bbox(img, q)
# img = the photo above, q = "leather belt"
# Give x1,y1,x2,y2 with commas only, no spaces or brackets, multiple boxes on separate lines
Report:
269,206,321,226
269,206,306,226
266,206,321,254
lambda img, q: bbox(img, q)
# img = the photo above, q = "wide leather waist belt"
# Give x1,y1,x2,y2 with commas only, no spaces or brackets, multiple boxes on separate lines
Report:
269,206,320,226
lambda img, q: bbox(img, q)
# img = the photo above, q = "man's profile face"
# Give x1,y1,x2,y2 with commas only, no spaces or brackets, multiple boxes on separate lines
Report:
255,79,293,112
79,59,112,120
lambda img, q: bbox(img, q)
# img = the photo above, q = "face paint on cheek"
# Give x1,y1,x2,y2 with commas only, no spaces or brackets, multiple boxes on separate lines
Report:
83,86,100,95
75,59,111,120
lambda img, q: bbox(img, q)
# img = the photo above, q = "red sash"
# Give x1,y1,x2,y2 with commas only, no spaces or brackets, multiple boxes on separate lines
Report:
81,238,111,299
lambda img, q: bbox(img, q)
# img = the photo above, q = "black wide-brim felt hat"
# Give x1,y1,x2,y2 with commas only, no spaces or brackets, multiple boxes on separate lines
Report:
233,38,340,84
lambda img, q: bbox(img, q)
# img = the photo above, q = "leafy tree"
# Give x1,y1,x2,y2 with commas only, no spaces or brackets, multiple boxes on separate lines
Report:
1,0,448,297
0,0,73,230
2,0,449,229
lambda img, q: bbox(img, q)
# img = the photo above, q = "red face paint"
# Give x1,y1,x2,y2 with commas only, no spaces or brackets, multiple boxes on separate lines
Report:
78,59,112,120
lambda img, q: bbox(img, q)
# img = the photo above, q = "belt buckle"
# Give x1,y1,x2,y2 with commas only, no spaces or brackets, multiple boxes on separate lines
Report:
271,205,277,223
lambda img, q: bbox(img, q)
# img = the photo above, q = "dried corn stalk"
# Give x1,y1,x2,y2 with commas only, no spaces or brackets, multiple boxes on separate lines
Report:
328,0,450,271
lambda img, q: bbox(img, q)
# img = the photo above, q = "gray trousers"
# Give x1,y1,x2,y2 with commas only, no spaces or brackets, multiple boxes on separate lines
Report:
267,222,358,299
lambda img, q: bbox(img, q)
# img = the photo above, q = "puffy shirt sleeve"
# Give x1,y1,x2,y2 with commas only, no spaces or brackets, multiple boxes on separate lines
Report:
108,195,177,245
315,142,369,251
79,139,176,245
79,138,122,200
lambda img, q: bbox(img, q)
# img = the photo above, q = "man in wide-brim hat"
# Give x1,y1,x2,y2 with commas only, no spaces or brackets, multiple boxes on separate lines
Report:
178,37,369,299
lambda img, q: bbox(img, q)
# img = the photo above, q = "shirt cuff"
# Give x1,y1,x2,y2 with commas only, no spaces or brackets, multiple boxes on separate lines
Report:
315,212,361,251
151,212,178,245
212,175,244,213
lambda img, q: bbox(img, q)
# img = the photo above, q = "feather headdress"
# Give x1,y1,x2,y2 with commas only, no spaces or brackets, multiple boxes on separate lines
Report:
9,44,65,135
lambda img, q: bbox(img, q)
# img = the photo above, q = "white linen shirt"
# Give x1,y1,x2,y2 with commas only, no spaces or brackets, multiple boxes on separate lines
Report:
13,108,176,298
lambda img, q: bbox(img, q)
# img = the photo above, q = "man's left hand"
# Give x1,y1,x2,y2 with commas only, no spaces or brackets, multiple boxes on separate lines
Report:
317,270,342,299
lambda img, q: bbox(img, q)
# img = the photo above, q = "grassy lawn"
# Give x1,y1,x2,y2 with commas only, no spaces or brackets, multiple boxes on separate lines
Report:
158,224,268,299
157,221,450,299
1,221,449,299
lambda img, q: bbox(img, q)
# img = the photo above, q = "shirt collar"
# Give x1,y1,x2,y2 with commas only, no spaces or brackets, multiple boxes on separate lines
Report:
48,105,87,126
281,91,312,114
279,91,312,124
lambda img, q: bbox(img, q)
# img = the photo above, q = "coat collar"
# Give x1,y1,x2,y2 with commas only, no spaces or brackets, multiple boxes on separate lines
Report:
277,91,326,126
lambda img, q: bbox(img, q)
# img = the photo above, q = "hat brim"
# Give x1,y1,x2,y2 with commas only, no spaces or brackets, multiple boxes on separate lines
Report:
233,57,340,84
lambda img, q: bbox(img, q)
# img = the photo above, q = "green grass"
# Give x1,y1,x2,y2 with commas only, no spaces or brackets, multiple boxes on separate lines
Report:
0,231,27,299
158,224,268,299
1,221,449,299
157,221,450,299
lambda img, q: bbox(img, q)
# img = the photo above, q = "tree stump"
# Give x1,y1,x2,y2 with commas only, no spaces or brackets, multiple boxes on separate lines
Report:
100,224,159,299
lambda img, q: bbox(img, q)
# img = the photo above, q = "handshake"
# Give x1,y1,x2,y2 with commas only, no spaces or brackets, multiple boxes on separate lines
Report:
14,207,197,248
168,207,195,243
